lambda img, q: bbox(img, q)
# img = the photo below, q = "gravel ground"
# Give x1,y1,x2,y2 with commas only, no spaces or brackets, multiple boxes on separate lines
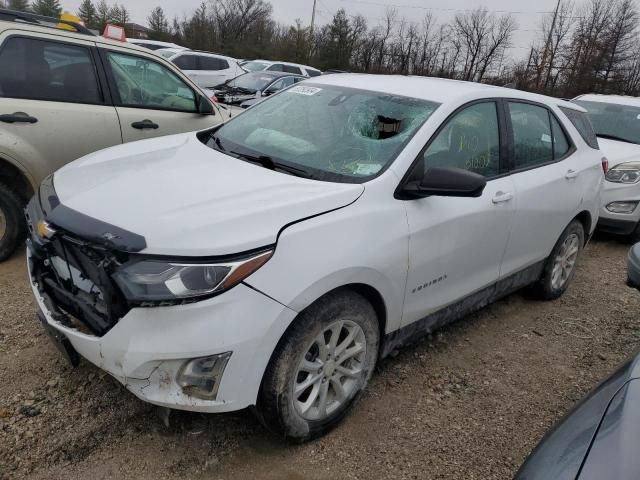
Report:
1,234,639,480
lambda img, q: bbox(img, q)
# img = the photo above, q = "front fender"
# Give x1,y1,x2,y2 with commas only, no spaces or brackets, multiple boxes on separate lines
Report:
245,179,409,336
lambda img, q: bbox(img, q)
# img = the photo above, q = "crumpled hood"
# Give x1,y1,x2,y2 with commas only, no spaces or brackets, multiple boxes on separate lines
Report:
598,138,640,168
53,133,364,256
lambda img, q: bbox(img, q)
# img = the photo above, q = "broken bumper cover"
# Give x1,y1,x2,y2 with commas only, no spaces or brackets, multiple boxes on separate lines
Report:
28,248,297,412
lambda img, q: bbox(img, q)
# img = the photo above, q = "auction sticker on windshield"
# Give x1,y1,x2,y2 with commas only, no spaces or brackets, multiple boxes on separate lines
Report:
288,86,322,96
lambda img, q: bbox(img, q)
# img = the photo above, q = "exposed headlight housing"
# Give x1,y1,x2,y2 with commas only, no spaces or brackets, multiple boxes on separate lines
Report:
113,249,273,304
605,162,640,184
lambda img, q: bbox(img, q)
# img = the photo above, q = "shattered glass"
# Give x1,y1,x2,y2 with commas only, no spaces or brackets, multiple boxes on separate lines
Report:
215,84,439,182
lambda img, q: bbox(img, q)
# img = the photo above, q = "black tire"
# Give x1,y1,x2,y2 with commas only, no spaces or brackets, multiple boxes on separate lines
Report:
0,182,26,262
537,220,585,300
257,290,380,442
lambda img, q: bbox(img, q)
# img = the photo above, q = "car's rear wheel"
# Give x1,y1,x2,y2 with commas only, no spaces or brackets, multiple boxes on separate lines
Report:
537,220,584,299
257,290,379,441
0,182,26,262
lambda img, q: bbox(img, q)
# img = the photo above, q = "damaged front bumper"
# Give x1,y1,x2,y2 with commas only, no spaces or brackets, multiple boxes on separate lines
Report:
28,246,297,412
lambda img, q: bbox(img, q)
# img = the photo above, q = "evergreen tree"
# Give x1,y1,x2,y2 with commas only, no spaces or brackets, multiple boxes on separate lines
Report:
109,3,129,27
77,0,97,29
95,0,110,32
31,0,61,17
147,6,170,41
7,0,31,12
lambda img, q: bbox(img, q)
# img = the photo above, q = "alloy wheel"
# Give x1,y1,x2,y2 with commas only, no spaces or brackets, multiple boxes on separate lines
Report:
293,320,367,421
551,233,580,290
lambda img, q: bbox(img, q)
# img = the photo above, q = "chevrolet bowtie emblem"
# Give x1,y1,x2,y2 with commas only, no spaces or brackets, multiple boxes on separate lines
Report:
36,221,56,239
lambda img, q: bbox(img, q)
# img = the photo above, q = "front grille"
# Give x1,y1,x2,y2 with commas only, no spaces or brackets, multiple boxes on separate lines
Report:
29,234,131,337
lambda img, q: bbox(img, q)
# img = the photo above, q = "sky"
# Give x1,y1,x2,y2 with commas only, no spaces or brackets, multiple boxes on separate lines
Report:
61,0,562,60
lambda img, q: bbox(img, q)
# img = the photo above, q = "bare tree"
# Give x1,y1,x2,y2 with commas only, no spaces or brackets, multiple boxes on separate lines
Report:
454,8,516,82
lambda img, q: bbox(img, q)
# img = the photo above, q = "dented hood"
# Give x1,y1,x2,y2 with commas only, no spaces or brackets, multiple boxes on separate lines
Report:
53,133,364,256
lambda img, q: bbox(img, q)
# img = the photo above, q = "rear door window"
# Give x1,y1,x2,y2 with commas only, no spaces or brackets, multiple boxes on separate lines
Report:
282,65,302,75
0,36,102,104
172,54,198,70
198,56,230,71
560,106,599,149
509,102,574,170
509,102,553,169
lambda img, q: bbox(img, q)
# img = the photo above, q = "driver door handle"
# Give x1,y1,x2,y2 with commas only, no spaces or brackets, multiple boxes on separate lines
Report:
0,112,38,124
492,191,513,204
565,169,579,180
131,119,159,130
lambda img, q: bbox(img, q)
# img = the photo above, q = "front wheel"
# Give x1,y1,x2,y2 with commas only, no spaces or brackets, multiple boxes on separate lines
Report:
537,220,585,300
0,182,26,262
257,290,380,441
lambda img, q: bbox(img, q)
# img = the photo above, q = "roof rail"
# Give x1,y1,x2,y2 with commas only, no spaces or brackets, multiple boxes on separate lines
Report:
0,8,95,36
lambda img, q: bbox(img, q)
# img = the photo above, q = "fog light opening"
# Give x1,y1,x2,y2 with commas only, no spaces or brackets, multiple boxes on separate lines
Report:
606,201,639,214
176,352,232,400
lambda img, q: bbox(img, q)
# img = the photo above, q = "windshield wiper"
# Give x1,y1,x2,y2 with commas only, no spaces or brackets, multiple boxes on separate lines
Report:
230,151,313,178
208,133,226,151
597,133,638,144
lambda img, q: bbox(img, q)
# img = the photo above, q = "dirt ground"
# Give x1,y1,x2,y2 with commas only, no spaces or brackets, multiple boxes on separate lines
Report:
1,235,639,480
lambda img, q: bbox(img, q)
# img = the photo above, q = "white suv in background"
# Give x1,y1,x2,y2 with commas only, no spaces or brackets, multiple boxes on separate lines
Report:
573,94,640,240
27,75,603,441
241,59,322,77
158,49,246,88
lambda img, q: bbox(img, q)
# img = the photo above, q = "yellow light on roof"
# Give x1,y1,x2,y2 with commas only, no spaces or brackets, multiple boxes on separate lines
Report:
57,11,84,31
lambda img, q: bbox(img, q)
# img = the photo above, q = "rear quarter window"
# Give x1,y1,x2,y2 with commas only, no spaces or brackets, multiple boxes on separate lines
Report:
559,106,599,149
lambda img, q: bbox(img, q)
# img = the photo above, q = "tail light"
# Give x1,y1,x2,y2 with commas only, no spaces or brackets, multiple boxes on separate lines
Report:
602,157,609,175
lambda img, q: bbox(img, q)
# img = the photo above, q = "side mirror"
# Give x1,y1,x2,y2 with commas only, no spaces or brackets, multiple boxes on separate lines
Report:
197,95,215,115
400,167,487,199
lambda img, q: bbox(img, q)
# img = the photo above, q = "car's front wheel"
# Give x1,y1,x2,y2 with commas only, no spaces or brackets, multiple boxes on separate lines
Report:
538,220,585,299
257,290,380,441
0,182,26,262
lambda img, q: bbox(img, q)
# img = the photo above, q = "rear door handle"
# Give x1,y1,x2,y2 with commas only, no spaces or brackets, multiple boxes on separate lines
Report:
565,169,579,180
131,119,159,130
0,112,38,124
492,191,513,204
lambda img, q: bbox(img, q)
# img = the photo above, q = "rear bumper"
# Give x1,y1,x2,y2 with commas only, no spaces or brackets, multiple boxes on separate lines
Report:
27,248,297,413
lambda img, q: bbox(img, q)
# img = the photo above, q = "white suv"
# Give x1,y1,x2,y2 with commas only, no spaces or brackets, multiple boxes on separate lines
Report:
241,59,322,77
157,49,245,89
573,94,640,239
26,75,603,441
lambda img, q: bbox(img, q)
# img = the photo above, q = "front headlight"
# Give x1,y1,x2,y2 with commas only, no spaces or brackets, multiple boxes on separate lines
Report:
113,249,273,303
605,162,640,184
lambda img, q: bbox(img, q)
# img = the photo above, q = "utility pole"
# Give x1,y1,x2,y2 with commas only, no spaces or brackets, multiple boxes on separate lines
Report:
536,0,561,90
309,0,317,60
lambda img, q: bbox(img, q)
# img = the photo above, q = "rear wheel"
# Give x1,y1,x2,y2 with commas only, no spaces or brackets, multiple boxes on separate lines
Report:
257,290,379,441
0,182,26,262
537,220,584,299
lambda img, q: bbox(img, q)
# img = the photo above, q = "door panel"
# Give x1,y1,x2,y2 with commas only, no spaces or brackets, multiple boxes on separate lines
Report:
115,107,218,143
402,101,514,326
500,102,582,277
402,176,515,326
0,36,121,184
